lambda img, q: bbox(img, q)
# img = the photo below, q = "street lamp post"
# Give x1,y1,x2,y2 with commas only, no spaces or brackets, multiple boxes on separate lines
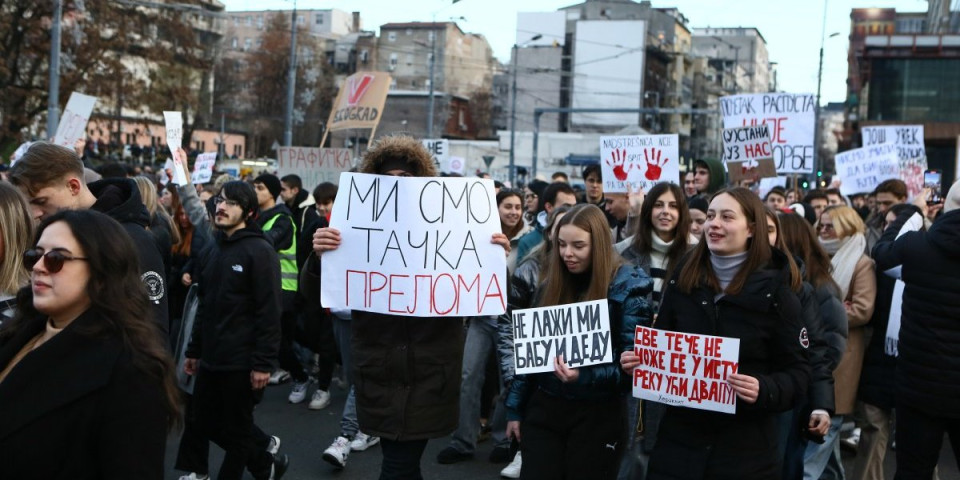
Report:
426,24,437,139
283,0,298,147
815,29,841,181
46,0,63,137
508,34,541,186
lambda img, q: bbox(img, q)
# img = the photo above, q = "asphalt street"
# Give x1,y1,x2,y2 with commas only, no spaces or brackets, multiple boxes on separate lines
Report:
164,382,958,479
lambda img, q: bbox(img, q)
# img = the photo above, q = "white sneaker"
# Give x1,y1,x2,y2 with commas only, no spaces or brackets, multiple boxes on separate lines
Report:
269,369,290,385
840,427,862,451
288,381,309,404
267,435,281,455
322,436,351,468
500,452,521,479
178,474,209,480
308,389,331,410
349,431,380,451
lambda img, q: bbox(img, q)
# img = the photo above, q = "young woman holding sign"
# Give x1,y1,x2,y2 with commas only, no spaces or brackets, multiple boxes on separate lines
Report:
504,204,654,480
622,188,808,479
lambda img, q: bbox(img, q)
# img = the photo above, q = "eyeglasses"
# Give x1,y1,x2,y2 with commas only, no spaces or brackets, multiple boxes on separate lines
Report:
213,196,240,208
816,223,835,232
23,249,88,273
525,193,538,199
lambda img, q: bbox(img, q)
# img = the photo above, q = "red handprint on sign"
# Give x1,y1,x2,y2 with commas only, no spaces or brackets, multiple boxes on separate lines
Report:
644,148,670,181
605,148,632,181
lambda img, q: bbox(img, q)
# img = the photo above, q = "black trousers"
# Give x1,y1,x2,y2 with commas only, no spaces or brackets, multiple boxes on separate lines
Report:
379,438,429,480
175,393,209,475
279,292,308,383
894,403,960,480
301,309,338,390
195,368,273,480
520,390,626,480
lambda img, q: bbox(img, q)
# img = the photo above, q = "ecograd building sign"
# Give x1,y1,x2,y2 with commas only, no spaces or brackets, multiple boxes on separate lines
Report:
322,72,391,144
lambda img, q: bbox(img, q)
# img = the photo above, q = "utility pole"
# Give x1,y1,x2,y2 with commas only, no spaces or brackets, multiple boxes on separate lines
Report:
283,1,298,147
46,0,63,137
426,24,437,138
508,34,541,186
219,110,226,159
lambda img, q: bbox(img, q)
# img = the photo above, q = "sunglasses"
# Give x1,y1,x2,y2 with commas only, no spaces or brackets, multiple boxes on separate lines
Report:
23,249,88,273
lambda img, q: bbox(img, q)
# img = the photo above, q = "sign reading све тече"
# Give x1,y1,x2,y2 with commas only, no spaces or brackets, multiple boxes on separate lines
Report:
320,173,507,317
277,147,352,187
720,93,815,174
633,325,741,414
834,143,900,196
512,299,612,375
599,134,680,193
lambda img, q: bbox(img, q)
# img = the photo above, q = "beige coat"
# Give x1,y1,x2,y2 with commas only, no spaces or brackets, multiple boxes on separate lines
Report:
833,254,877,415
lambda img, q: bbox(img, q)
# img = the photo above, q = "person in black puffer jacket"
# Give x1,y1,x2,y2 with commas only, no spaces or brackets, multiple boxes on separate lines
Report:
624,188,809,480
872,180,960,479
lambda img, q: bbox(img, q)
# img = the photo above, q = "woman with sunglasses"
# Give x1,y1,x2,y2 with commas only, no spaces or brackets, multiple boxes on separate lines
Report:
504,204,654,480
628,188,808,479
0,182,33,325
0,209,179,479
803,205,876,478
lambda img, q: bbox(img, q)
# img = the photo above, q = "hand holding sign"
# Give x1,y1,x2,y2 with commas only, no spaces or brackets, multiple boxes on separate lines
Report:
554,355,580,383
163,112,188,186
727,373,759,404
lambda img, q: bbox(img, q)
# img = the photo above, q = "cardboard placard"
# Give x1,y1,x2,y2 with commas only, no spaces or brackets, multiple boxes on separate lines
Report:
52,92,97,149
192,152,217,184
632,326,741,414
163,111,188,186
320,173,507,317
325,71,391,132
835,144,900,196
277,147,352,187
512,299,612,375
599,134,680,193
720,93,816,174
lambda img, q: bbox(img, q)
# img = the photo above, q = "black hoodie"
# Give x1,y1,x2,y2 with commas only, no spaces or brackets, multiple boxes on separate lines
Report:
87,179,169,338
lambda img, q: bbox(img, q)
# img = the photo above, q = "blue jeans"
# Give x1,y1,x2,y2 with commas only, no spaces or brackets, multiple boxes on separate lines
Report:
803,414,846,480
447,317,509,453
333,315,359,438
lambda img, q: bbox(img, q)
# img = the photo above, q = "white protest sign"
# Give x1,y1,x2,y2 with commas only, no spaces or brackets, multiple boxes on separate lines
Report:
52,92,97,149
632,326,741,414
758,176,789,200
422,139,449,170
884,212,924,357
277,147,352,187
321,173,507,317
720,93,816,174
721,124,778,183
512,299,612,375
10,142,33,165
861,125,925,160
192,152,217,184
599,134,679,193
835,144,900,196
163,111,188,186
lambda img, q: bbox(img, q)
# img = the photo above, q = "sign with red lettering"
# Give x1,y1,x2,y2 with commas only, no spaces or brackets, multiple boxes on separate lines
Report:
512,300,612,375
325,71,391,132
599,134,680,193
720,93,815,174
722,124,778,184
320,173,507,317
632,326,741,414
277,147,353,187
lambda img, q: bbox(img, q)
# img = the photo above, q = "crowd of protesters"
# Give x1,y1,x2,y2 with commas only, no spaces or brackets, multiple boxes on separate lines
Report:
1,138,959,480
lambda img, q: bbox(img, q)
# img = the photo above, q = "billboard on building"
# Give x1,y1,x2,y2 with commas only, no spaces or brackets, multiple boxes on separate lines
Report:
572,20,646,127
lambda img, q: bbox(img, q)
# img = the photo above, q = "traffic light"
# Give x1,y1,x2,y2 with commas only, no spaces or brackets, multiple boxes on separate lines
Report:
817,170,823,177
802,181,810,189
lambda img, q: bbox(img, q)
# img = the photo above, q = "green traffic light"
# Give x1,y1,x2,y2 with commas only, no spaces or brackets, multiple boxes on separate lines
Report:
802,181,809,188
817,171,823,177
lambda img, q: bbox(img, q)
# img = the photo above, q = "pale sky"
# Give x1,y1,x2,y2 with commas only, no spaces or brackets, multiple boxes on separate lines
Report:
222,0,928,105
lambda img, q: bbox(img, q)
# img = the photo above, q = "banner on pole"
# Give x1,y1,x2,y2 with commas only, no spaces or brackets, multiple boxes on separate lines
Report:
52,92,97,150
325,72,391,132
277,147,353,187
720,93,816,174
512,299,612,375
632,326,741,414
599,134,680,193
320,173,507,317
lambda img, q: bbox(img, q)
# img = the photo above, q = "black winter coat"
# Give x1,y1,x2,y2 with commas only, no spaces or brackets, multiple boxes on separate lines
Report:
873,209,960,418
301,253,464,441
0,310,169,479
186,226,282,373
647,250,810,480
88,179,169,337
496,250,542,388
858,271,897,410
797,282,836,415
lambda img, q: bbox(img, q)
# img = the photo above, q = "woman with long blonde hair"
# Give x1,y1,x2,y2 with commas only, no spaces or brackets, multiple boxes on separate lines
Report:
0,182,33,323
504,204,654,480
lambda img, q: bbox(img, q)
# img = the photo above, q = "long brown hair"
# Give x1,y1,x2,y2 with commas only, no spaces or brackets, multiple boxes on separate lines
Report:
764,208,803,292
4,210,181,429
497,190,524,240
778,212,840,293
0,182,33,294
677,188,801,295
629,182,692,278
539,204,622,306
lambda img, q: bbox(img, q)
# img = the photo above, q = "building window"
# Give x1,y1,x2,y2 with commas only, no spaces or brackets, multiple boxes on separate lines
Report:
233,17,239,26
406,54,413,65
428,31,435,41
360,49,369,64
231,37,238,49
244,38,252,51
256,38,263,49
233,144,242,157
316,14,324,25
245,16,252,26
257,16,263,29
388,31,397,42
389,53,398,69
297,15,305,25
406,29,413,35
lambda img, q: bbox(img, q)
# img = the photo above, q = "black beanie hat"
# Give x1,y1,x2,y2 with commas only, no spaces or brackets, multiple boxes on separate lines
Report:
688,196,708,214
254,174,282,199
